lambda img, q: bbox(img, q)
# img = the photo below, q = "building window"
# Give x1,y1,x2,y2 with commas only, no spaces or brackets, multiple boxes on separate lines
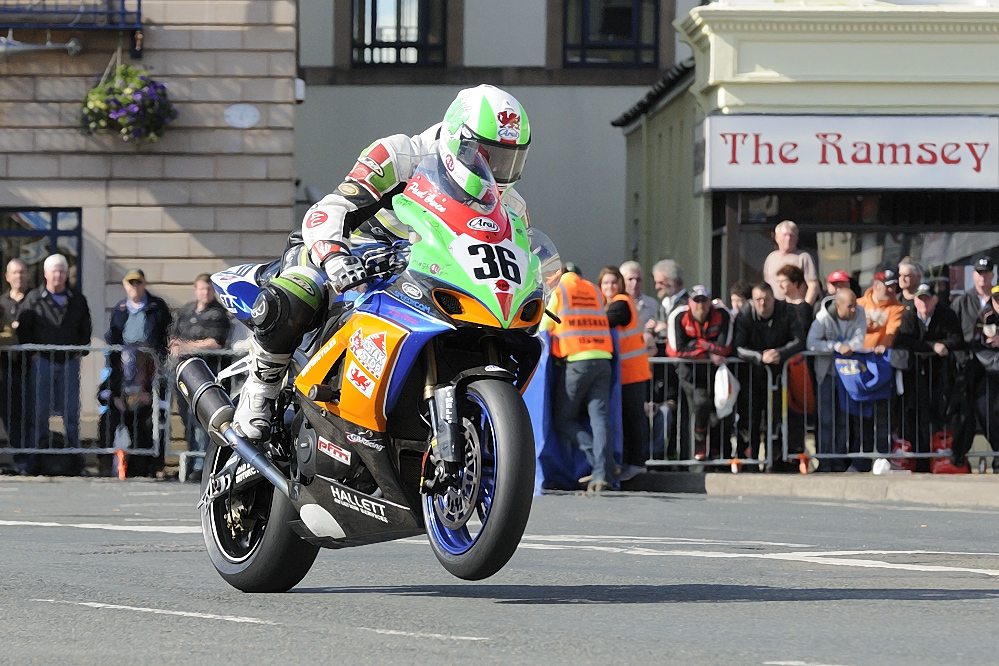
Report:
352,0,445,65
0,209,84,293
564,0,657,67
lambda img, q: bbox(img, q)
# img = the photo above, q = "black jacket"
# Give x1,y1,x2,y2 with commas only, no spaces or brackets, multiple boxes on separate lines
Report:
734,300,806,366
893,304,965,372
106,291,172,357
952,289,991,344
17,286,92,361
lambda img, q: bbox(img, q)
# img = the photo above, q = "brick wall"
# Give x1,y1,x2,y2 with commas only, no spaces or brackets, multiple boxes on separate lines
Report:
0,0,297,329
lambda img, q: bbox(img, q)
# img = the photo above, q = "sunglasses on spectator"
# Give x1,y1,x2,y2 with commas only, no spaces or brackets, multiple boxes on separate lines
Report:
691,296,709,303
128,279,144,286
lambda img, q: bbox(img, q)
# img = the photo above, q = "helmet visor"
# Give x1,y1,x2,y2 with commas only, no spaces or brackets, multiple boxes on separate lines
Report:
456,137,530,185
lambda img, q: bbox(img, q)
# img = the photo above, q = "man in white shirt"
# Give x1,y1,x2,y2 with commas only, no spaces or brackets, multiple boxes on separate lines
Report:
619,260,659,330
762,220,821,304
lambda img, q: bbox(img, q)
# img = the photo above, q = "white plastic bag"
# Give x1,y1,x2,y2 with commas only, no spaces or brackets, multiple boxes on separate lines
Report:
714,364,740,419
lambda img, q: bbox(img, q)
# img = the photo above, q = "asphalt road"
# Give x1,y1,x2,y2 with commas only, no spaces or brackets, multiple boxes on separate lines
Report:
1,479,998,665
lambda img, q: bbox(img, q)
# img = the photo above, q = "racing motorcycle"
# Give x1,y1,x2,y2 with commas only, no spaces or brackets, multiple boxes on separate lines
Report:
176,152,561,592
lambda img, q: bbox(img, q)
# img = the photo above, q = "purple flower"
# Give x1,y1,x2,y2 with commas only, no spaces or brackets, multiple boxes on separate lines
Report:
128,104,139,113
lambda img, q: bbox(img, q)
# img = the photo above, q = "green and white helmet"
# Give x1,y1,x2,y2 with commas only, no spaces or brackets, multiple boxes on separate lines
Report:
438,84,531,203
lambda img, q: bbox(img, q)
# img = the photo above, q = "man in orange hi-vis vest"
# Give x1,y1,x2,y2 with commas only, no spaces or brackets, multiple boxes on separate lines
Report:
542,265,615,494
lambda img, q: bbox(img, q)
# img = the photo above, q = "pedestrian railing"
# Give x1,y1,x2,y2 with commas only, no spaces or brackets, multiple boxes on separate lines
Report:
0,344,246,477
646,356,774,471
779,350,998,472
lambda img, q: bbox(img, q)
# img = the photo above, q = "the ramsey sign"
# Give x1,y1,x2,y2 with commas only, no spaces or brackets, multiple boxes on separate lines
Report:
701,115,999,190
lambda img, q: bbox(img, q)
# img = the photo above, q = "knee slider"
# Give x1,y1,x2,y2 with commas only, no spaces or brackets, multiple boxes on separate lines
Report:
251,266,325,352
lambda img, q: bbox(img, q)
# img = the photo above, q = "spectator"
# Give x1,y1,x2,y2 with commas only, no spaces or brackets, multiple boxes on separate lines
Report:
893,282,969,469
728,280,753,318
814,269,853,317
543,266,615,494
734,282,805,470
897,256,923,310
807,290,866,472
169,273,232,481
100,268,173,477
954,256,994,344
971,285,999,472
619,260,660,331
16,254,92,476
858,270,904,353
652,259,687,324
666,285,733,462
597,266,652,482
926,263,952,306
762,220,821,304
776,264,814,333
0,258,31,470
649,259,688,460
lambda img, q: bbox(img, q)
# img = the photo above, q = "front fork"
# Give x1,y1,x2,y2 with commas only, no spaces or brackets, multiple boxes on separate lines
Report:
420,342,462,494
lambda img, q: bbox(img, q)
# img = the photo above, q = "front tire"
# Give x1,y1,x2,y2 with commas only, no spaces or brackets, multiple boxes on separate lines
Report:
423,379,534,580
201,442,319,592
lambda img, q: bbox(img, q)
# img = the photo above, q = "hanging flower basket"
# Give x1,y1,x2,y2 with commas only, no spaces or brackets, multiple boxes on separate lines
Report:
81,62,178,143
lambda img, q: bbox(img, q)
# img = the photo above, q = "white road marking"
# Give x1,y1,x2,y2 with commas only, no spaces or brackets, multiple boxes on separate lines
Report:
32,599,278,625
765,661,852,666
357,627,488,642
0,519,200,534
523,534,813,548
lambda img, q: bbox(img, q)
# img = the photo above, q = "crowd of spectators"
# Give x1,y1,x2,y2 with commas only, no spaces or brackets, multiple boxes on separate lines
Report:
0,256,235,479
549,219,999,481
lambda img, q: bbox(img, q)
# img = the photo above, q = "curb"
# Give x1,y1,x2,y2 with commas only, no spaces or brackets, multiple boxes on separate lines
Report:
623,471,999,508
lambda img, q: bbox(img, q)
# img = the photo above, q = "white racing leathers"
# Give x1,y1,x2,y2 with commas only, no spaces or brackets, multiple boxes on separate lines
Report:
297,123,530,269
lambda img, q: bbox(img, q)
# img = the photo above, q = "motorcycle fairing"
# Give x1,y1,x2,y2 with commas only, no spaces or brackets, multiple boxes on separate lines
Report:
211,263,266,321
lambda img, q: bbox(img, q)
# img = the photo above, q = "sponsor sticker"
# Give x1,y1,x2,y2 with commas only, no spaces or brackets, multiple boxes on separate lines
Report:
357,155,385,178
444,154,454,171
345,432,385,452
330,485,388,523
235,462,257,484
318,436,351,465
400,282,423,300
348,330,387,379
497,109,521,142
286,274,316,297
338,182,361,196
306,210,328,228
467,217,500,233
346,360,375,398
495,279,509,292
390,290,433,314
405,179,448,213
430,264,441,275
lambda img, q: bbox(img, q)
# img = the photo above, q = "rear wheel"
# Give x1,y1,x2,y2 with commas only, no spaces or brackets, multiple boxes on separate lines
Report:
423,379,534,580
201,442,319,592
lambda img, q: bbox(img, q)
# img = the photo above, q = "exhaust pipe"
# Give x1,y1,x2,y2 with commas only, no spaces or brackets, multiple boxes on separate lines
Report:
176,358,291,499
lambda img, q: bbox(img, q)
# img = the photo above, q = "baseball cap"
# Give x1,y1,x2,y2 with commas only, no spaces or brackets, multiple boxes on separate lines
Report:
875,269,899,287
914,282,935,298
828,270,851,285
689,284,711,301
975,256,994,272
123,268,146,282
991,285,999,298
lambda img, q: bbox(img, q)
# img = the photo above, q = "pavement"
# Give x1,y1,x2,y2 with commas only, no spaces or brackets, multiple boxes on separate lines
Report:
624,471,999,508
2,479,998,665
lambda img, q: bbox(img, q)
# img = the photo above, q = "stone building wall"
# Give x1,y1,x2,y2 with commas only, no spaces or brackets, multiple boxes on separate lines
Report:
0,0,298,329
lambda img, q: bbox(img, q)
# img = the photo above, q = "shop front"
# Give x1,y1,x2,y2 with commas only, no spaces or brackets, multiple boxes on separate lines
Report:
619,1,999,298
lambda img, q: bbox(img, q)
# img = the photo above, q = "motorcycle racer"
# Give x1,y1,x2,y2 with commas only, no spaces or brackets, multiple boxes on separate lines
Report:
233,84,532,441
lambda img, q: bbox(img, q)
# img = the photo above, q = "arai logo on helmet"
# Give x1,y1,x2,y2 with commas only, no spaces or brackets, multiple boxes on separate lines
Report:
467,217,499,233
400,282,423,300
497,109,521,142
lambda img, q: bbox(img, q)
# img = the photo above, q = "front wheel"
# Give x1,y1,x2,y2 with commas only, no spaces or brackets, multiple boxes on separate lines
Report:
423,379,535,580
201,441,319,592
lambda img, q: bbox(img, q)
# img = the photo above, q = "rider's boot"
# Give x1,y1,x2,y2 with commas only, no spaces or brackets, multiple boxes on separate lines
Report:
233,337,291,441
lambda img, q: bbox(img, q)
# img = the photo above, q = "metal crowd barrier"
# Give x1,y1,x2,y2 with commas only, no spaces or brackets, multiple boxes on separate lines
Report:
0,344,169,477
779,350,999,472
645,356,775,471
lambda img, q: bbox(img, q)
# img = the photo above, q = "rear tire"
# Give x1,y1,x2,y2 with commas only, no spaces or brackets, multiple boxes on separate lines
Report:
423,379,534,580
201,442,319,592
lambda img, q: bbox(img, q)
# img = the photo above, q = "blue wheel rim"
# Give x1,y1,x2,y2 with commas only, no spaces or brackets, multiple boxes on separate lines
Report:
425,393,497,556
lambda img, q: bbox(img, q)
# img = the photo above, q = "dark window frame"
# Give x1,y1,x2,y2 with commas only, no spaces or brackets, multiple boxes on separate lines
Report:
0,208,84,294
351,0,447,67
563,0,659,69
